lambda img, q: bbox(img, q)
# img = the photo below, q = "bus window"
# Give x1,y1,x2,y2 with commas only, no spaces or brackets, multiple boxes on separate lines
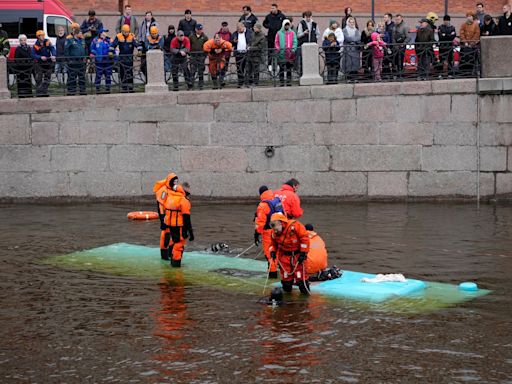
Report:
20,17,42,39
46,16,71,37
0,10,43,39
0,11,22,38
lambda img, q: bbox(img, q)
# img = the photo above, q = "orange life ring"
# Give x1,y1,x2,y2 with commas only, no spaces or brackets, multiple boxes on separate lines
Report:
127,211,159,220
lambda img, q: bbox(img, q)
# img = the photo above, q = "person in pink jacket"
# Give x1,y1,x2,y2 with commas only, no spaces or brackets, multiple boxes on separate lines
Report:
274,19,297,86
365,31,387,81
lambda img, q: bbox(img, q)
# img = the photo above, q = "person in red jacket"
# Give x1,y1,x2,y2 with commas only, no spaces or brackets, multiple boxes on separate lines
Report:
274,178,303,219
268,212,310,294
254,185,284,278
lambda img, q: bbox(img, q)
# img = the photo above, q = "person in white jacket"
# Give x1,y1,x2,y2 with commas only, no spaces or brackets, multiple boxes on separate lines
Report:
322,19,344,45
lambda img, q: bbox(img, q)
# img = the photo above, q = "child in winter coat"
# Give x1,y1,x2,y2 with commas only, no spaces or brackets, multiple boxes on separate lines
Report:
365,32,386,81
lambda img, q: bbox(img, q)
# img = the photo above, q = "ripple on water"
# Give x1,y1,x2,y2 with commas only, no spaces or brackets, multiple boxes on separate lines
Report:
1,202,512,382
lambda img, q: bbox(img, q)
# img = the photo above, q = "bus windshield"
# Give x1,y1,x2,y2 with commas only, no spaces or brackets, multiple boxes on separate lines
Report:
0,10,44,39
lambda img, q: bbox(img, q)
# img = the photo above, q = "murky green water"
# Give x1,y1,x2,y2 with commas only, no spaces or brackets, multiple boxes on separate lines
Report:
1,202,511,383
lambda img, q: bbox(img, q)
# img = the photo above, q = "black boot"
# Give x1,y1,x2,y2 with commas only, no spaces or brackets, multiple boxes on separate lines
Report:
281,280,293,292
170,259,181,268
268,271,278,279
160,249,169,261
297,280,310,295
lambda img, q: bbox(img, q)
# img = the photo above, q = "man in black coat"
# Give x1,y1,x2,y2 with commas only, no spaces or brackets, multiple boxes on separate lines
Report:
239,5,258,30
263,3,286,64
497,4,512,35
178,10,197,37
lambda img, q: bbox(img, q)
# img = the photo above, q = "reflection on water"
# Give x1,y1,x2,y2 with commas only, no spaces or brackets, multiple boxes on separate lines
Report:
0,202,512,382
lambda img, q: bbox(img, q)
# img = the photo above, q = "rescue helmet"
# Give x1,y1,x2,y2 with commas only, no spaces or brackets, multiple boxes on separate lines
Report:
426,12,439,22
270,287,283,302
150,26,158,35
36,30,45,37
121,24,131,33
71,22,80,30
270,212,288,223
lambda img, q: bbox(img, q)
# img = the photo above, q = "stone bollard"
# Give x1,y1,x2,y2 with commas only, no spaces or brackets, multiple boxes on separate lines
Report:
299,43,323,86
145,49,168,93
0,56,11,99
481,36,512,78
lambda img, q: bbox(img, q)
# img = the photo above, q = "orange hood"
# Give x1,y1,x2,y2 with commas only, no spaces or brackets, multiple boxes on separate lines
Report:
260,189,274,201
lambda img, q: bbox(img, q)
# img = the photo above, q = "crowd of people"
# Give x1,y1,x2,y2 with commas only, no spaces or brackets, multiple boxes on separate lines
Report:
155,174,333,296
2,2,512,96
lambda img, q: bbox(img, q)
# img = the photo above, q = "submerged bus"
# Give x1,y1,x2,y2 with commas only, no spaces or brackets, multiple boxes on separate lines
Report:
0,0,74,59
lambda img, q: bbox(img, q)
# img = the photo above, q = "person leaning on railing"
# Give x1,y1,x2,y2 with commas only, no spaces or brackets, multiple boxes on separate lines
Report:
247,23,266,86
109,24,140,93
415,18,435,80
90,28,113,94
392,14,411,76
64,23,87,96
480,14,498,36
170,30,192,91
438,15,457,77
360,20,375,76
231,22,253,88
322,32,341,84
189,24,209,90
32,30,56,97
203,34,233,89
459,11,480,75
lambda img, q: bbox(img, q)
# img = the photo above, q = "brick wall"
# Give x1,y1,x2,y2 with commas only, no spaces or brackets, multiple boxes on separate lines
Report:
63,0,506,16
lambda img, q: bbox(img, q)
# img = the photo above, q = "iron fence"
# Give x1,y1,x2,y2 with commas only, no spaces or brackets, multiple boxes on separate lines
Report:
7,54,146,97
318,41,480,84
164,48,302,90
5,42,482,98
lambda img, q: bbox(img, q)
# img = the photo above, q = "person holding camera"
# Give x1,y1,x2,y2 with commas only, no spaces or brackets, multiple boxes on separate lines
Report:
81,9,103,55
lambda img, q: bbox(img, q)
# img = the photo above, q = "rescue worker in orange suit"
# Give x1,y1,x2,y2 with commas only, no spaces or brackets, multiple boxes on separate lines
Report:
304,223,328,276
254,185,284,279
155,174,194,267
268,212,310,294
274,178,303,219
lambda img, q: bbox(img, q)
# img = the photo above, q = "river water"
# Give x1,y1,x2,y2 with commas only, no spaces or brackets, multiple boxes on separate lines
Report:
1,202,511,383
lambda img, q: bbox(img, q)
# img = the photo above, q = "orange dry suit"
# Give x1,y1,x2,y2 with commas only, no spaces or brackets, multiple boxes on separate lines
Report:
203,38,233,76
269,219,310,289
306,230,328,275
154,172,176,259
254,189,281,274
274,184,303,219
155,174,193,266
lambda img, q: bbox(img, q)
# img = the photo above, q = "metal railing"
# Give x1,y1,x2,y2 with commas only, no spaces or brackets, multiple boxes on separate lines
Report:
318,41,480,84
4,41,483,97
164,48,301,90
7,54,146,97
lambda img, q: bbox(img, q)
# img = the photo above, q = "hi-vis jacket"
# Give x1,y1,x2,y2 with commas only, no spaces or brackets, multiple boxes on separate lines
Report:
269,220,310,255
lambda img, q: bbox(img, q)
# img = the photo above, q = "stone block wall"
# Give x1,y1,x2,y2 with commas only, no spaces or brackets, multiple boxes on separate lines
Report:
1,79,511,199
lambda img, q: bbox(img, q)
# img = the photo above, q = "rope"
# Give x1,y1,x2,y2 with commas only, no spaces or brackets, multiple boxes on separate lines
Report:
234,243,256,258
262,264,270,295
301,263,311,295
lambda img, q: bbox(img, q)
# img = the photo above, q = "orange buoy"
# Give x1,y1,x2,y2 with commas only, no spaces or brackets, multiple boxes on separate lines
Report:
127,211,159,220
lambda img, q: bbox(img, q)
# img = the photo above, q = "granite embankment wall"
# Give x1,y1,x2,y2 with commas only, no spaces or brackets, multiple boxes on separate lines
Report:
0,79,511,199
